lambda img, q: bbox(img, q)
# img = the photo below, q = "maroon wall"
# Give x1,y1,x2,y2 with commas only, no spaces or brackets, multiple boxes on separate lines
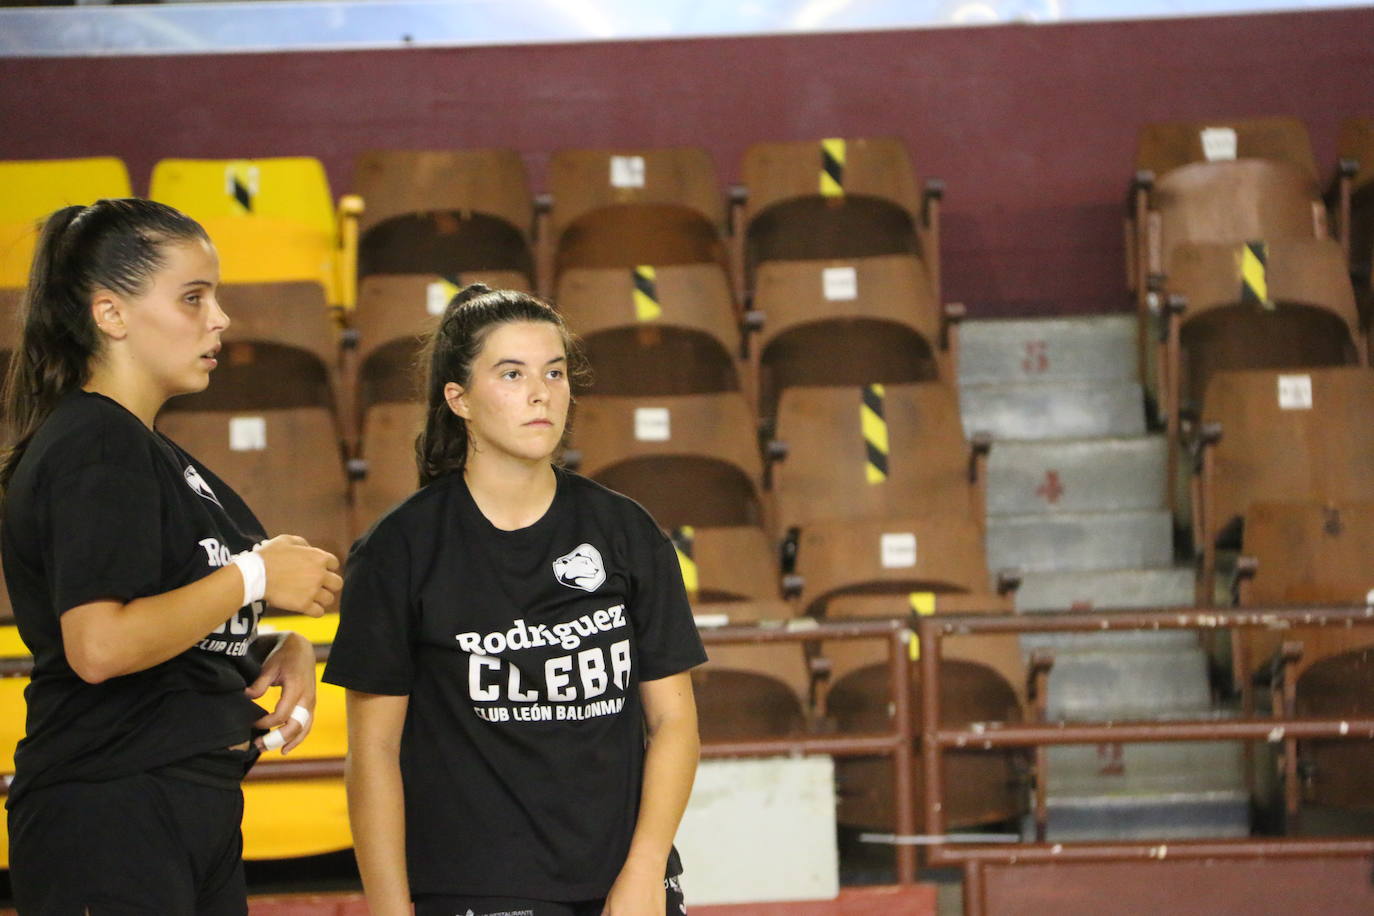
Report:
1,7,1370,317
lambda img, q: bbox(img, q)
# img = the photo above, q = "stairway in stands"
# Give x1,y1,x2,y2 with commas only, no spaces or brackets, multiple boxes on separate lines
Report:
957,314,1249,841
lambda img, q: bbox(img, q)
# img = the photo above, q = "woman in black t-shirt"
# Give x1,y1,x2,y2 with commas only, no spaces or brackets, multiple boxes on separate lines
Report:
325,285,706,916
0,199,344,915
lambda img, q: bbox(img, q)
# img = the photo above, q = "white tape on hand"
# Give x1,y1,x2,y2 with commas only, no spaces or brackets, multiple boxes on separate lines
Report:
262,728,286,751
290,705,311,728
230,550,267,607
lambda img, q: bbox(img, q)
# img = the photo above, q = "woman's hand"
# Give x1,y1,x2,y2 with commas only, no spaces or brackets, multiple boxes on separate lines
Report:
258,534,342,618
602,864,665,916
246,631,317,754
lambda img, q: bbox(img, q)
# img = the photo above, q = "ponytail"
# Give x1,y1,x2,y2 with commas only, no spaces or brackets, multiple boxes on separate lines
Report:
0,198,209,498
415,284,587,487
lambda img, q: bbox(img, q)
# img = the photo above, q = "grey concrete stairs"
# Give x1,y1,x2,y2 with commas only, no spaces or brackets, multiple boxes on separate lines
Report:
959,314,1248,841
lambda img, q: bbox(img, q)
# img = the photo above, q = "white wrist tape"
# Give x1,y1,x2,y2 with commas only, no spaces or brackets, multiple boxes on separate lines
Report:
230,551,267,607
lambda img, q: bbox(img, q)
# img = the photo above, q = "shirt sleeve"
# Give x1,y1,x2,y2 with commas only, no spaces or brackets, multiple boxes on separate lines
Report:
46,462,165,615
322,525,416,696
630,536,708,682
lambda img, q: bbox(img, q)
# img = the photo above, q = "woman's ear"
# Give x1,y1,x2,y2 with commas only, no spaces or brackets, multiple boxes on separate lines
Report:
90,290,128,341
443,382,468,419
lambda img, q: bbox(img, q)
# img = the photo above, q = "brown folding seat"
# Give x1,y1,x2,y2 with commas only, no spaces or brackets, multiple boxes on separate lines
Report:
555,262,741,396
1236,500,1374,682
769,382,987,538
564,392,763,530
352,149,535,284
668,524,779,603
750,255,956,419
691,598,810,742
546,147,727,280
1157,238,1362,474
739,137,941,293
351,272,531,420
156,404,351,563
1233,500,1374,818
352,400,427,536
1194,367,1374,599
820,591,1023,831
1127,120,1330,401
785,515,993,618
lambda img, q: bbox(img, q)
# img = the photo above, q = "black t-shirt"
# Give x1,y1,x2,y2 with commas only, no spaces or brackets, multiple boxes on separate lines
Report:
323,468,708,901
1,390,270,804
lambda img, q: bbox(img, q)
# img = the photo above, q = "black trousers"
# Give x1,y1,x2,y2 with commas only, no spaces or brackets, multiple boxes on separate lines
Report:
8,771,247,916
414,874,687,916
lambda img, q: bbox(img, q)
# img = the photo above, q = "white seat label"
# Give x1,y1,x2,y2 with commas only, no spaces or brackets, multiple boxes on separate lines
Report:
229,416,267,451
1276,374,1312,410
610,155,645,189
822,266,858,301
880,532,917,569
634,407,671,441
1200,127,1238,162
427,280,459,315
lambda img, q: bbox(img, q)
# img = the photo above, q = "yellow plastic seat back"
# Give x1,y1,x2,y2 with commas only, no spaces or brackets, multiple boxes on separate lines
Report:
150,158,341,301
0,157,133,288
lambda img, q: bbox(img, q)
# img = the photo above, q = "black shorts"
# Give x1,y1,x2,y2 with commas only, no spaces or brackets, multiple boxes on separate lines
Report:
414,875,687,916
8,769,248,916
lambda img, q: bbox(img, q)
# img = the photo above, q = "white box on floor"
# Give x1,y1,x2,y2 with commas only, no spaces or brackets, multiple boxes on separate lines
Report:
675,756,839,905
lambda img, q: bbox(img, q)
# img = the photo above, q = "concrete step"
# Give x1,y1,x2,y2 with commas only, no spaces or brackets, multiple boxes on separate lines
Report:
960,381,1147,441
987,510,1174,574
1022,629,1201,654
959,314,1138,386
1036,790,1251,841
987,436,1167,515
1014,567,1196,613
1042,646,1213,719
1044,740,1245,798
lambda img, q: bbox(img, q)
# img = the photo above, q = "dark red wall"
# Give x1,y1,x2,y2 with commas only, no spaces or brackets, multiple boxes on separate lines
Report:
2,7,1370,317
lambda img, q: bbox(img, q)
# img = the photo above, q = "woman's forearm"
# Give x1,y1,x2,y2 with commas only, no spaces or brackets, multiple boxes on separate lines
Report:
344,691,413,915
622,676,701,876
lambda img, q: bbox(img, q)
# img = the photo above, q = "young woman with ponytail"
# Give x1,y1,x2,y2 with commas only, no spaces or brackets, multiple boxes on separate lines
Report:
324,285,705,916
1,198,343,914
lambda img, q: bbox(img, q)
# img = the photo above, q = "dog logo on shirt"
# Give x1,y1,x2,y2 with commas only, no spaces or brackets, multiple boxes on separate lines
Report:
184,465,224,509
553,543,606,592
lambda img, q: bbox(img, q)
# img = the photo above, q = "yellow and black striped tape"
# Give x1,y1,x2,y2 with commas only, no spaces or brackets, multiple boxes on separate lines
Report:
861,383,889,485
908,591,936,660
820,138,846,198
227,162,256,214
1239,241,1272,310
672,526,699,596
632,265,662,322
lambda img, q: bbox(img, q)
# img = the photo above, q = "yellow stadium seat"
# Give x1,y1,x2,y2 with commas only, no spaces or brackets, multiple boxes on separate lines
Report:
0,157,132,289
149,158,361,309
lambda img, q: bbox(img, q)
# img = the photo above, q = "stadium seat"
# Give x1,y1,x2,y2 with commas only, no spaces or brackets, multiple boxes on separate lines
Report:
784,515,993,618
692,599,811,742
352,401,426,537
1127,120,1330,403
158,379,352,563
556,262,741,396
545,147,727,281
1235,500,1374,683
769,382,987,537
749,255,954,419
821,591,1022,831
738,137,941,294
351,149,535,285
1194,367,1374,600
0,157,133,295
670,524,779,603
1157,238,1362,471
565,392,763,529
149,157,361,311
